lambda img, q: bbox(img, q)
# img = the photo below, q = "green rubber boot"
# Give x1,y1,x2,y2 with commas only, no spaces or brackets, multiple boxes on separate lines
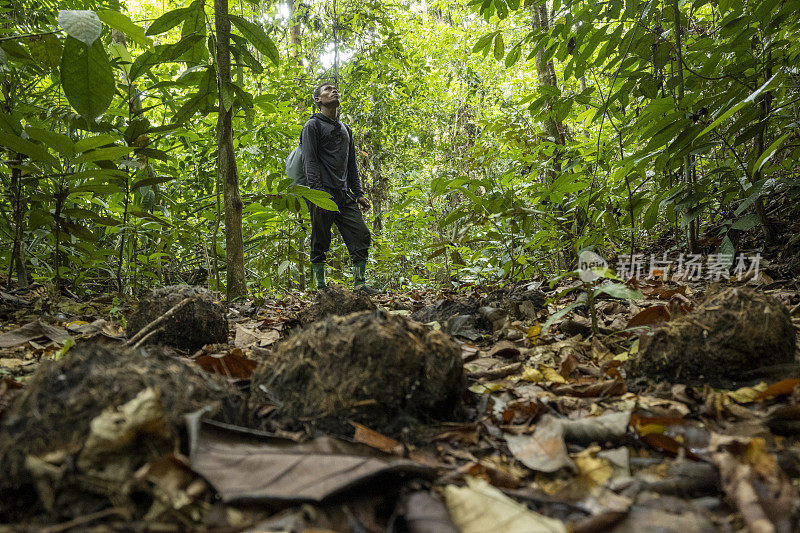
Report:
353,261,379,294
311,262,326,290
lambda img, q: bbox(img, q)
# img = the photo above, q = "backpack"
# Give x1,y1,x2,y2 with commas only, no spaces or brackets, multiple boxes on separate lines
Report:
285,140,306,186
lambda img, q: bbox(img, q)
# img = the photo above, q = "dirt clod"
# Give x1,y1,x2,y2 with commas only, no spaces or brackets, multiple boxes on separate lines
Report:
297,284,376,324
0,341,245,521
126,285,228,351
627,287,797,387
252,309,464,434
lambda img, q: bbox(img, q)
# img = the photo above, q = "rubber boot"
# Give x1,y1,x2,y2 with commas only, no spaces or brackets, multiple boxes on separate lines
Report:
311,262,326,290
353,261,379,294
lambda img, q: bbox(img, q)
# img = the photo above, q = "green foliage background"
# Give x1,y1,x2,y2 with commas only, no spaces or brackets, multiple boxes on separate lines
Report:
1,0,798,295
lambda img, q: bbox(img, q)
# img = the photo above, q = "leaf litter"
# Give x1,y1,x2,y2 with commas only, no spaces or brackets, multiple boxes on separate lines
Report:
0,275,797,531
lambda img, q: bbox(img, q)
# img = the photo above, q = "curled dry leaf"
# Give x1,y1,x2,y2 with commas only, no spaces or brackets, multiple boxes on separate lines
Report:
551,379,626,398
505,415,574,473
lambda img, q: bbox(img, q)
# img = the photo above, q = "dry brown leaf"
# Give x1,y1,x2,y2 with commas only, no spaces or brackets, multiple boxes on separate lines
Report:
505,415,575,473
444,477,567,533
188,417,435,504
758,378,800,400
194,349,257,379
350,421,403,455
626,305,670,328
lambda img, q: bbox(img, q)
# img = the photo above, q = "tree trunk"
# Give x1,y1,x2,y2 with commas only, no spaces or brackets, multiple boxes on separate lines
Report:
673,0,698,253
214,0,247,298
530,3,564,149
10,159,28,288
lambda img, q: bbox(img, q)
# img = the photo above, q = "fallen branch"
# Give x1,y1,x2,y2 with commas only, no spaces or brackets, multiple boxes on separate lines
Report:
125,297,193,347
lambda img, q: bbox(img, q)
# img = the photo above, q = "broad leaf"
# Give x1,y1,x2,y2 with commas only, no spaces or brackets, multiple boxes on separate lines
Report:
25,127,75,158
58,10,102,46
228,14,280,67
60,36,115,120
594,283,644,300
0,131,60,168
698,74,781,137
96,9,152,49
751,132,791,175
146,7,190,36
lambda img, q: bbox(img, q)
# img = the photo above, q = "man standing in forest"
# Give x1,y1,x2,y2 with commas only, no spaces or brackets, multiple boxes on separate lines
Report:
302,82,378,294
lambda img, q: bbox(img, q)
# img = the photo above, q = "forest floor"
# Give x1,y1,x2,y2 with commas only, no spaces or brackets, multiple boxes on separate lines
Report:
0,261,799,532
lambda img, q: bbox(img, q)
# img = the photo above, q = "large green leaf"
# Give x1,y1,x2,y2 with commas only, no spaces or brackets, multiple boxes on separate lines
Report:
25,127,75,158
228,14,280,67
146,7,190,36
0,47,6,67
60,36,115,120
181,0,207,66
75,133,118,153
750,132,791,175
72,146,134,164
698,74,781,137
0,131,60,168
129,34,204,80
594,283,644,300
58,10,102,46
96,9,152,49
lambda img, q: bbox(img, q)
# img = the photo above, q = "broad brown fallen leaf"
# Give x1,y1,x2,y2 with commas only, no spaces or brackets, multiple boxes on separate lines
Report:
194,349,257,379
758,378,800,400
187,416,435,504
626,305,670,328
444,477,567,533
0,319,72,348
505,415,575,473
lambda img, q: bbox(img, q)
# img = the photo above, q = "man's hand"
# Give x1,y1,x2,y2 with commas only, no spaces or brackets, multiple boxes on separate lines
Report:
357,196,371,210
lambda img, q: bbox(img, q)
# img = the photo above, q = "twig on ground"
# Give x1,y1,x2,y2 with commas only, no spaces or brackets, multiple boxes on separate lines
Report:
126,297,193,347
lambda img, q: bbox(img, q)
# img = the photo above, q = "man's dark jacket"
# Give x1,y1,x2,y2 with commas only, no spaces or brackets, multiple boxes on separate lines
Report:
301,113,363,196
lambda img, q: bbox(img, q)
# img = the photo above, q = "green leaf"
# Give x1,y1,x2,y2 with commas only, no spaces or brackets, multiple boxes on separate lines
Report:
493,33,505,61
72,146,134,164
698,74,781,137
543,301,580,332
228,14,280,67
0,47,6,67
0,131,60,168
146,7,190,36
594,283,644,300
220,81,234,112
25,127,75,158
505,44,521,67
129,34,204,80
172,93,206,124
472,32,495,54
96,9,152,49
60,36,115,121
751,132,791,175
181,0,207,66
731,213,760,231
132,174,174,188
58,10,102,46
75,133,118,153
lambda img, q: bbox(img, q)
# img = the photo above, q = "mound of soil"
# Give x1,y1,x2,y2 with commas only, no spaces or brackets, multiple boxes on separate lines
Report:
0,341,245,521
126,285,228,351
252,309,464,434
627,287,796,387
411,298,481,324
482,281,546,320
297,284,376,325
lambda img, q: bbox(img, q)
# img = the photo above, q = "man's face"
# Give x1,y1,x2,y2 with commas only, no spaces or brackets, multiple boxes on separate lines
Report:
315,84,340,108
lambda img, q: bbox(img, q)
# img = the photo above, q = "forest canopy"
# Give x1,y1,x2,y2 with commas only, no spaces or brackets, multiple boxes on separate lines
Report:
1,0,798,297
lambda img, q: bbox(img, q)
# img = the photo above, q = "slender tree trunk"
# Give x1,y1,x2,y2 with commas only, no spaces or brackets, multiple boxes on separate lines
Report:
10,159,28,288
214,0,247,298
673,0,697,253
530,3,564,150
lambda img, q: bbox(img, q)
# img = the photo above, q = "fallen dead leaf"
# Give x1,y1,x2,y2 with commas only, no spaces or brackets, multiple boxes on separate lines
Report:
444,477,567,533
194,349,257,379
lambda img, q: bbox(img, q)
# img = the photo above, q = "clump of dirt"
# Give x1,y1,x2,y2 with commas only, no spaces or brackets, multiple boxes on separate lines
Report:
411,297,481,324
126,285,228,351
252,309,464,434
482,281,546,320
0,341,245,521
627,287,797,388
297,284,376,325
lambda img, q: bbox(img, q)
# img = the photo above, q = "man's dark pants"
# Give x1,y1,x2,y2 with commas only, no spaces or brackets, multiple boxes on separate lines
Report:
308,188,371,264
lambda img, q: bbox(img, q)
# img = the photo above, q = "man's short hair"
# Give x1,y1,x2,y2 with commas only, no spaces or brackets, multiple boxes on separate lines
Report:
313,82,337,108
